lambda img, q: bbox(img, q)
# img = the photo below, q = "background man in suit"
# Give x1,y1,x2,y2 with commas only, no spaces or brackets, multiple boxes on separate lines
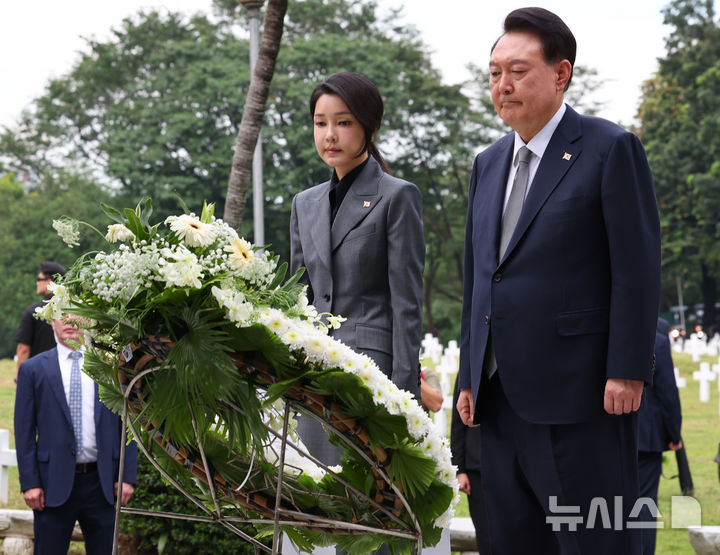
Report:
456,7,660,554
638,319,682,554
14,261,66,377
15,314,138,555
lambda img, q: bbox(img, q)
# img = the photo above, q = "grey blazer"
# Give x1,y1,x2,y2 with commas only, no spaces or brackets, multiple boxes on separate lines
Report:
290,156,424,398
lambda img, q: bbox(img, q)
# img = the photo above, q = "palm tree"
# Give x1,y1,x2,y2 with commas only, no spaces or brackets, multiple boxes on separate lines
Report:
224,0,288,229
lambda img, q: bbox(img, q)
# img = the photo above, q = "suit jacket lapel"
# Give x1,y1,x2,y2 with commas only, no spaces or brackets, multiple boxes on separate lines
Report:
331,158,384,251
47,351,73,427
499,106,582,265
485,137,514,266
300,181,333,275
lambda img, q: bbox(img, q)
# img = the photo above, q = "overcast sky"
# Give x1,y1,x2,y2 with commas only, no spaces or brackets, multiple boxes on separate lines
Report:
0,1,706,130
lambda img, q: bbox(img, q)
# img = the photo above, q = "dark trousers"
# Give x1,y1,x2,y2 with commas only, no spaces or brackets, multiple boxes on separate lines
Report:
479,374,641,555
33,470,115,555
466,469,492,554
637,451,663,555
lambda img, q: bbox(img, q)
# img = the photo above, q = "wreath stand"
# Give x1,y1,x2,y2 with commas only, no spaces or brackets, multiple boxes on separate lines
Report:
109,344,424,555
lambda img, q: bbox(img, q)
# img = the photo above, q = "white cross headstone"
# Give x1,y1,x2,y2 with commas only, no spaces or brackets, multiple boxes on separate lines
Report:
444,340,460,362
674,368,687,388
693,362,716,403
433,353,459,433
0,428,18,504
421,333,443,364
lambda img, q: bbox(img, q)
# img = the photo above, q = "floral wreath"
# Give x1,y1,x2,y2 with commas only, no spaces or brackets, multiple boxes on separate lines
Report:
43,200,458,553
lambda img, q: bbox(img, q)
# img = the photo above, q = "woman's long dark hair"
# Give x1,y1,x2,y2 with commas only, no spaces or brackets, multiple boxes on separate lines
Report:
309,72,390,174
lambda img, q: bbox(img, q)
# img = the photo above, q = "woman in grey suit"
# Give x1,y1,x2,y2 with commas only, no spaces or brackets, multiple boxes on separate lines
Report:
289,72,425,466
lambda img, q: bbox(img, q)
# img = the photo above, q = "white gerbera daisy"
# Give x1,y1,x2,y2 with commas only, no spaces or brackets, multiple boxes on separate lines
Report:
167,214,216,247
225,237,255,270
105,224,135,243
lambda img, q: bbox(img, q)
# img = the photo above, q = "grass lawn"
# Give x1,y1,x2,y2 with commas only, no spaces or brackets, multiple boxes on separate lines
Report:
1,351,718,554
654,348,720,553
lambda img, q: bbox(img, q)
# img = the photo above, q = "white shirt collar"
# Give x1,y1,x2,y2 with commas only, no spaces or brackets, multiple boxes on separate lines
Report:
56,341,85,361
513,103,567,162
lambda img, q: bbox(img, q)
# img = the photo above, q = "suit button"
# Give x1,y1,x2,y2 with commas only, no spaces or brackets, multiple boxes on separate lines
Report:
323,294,330,302
485,315,490,324
493,273,502,282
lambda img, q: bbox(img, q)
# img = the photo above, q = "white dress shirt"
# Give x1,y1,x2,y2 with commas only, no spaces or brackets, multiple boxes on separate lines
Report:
56,343,97,463
503,103,567,211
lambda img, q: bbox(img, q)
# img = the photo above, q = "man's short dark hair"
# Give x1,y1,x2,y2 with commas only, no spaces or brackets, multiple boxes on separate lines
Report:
39,261,66,279
498,7,576,91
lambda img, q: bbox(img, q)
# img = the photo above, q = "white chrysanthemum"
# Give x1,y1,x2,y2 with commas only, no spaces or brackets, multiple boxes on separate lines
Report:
323,344,344,367
305,334,330,360
212,286,254,327
436,466,455,485
160,246,203,288
105,224,135,243
341,357,359,373
435,460,458,486
238,291,459,527
167,214,217,247
282,327,302,346
382,386,406,415
397,391,415,413
372,386,388,404
356,362,374,386
406,408,427,439
258,308,290,335
52,218,80,248
436,502,457,528
225,237,255,270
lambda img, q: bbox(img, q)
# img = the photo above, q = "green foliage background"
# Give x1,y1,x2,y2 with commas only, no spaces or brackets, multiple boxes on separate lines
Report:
0,172,117,357
638,0,720,328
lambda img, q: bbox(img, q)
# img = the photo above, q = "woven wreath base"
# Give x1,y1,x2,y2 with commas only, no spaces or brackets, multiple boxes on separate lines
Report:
113,336,423,554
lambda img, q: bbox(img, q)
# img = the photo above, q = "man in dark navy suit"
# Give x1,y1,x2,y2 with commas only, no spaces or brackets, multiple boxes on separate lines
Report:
456,7,660,554
638,319,682,554
15,314,138,555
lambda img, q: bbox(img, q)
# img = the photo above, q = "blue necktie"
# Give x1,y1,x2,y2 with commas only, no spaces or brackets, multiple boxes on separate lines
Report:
69,351,83,455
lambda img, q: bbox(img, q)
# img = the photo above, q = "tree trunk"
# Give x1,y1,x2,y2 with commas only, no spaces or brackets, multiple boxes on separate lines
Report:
701,264,717,337
224,0,288,229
